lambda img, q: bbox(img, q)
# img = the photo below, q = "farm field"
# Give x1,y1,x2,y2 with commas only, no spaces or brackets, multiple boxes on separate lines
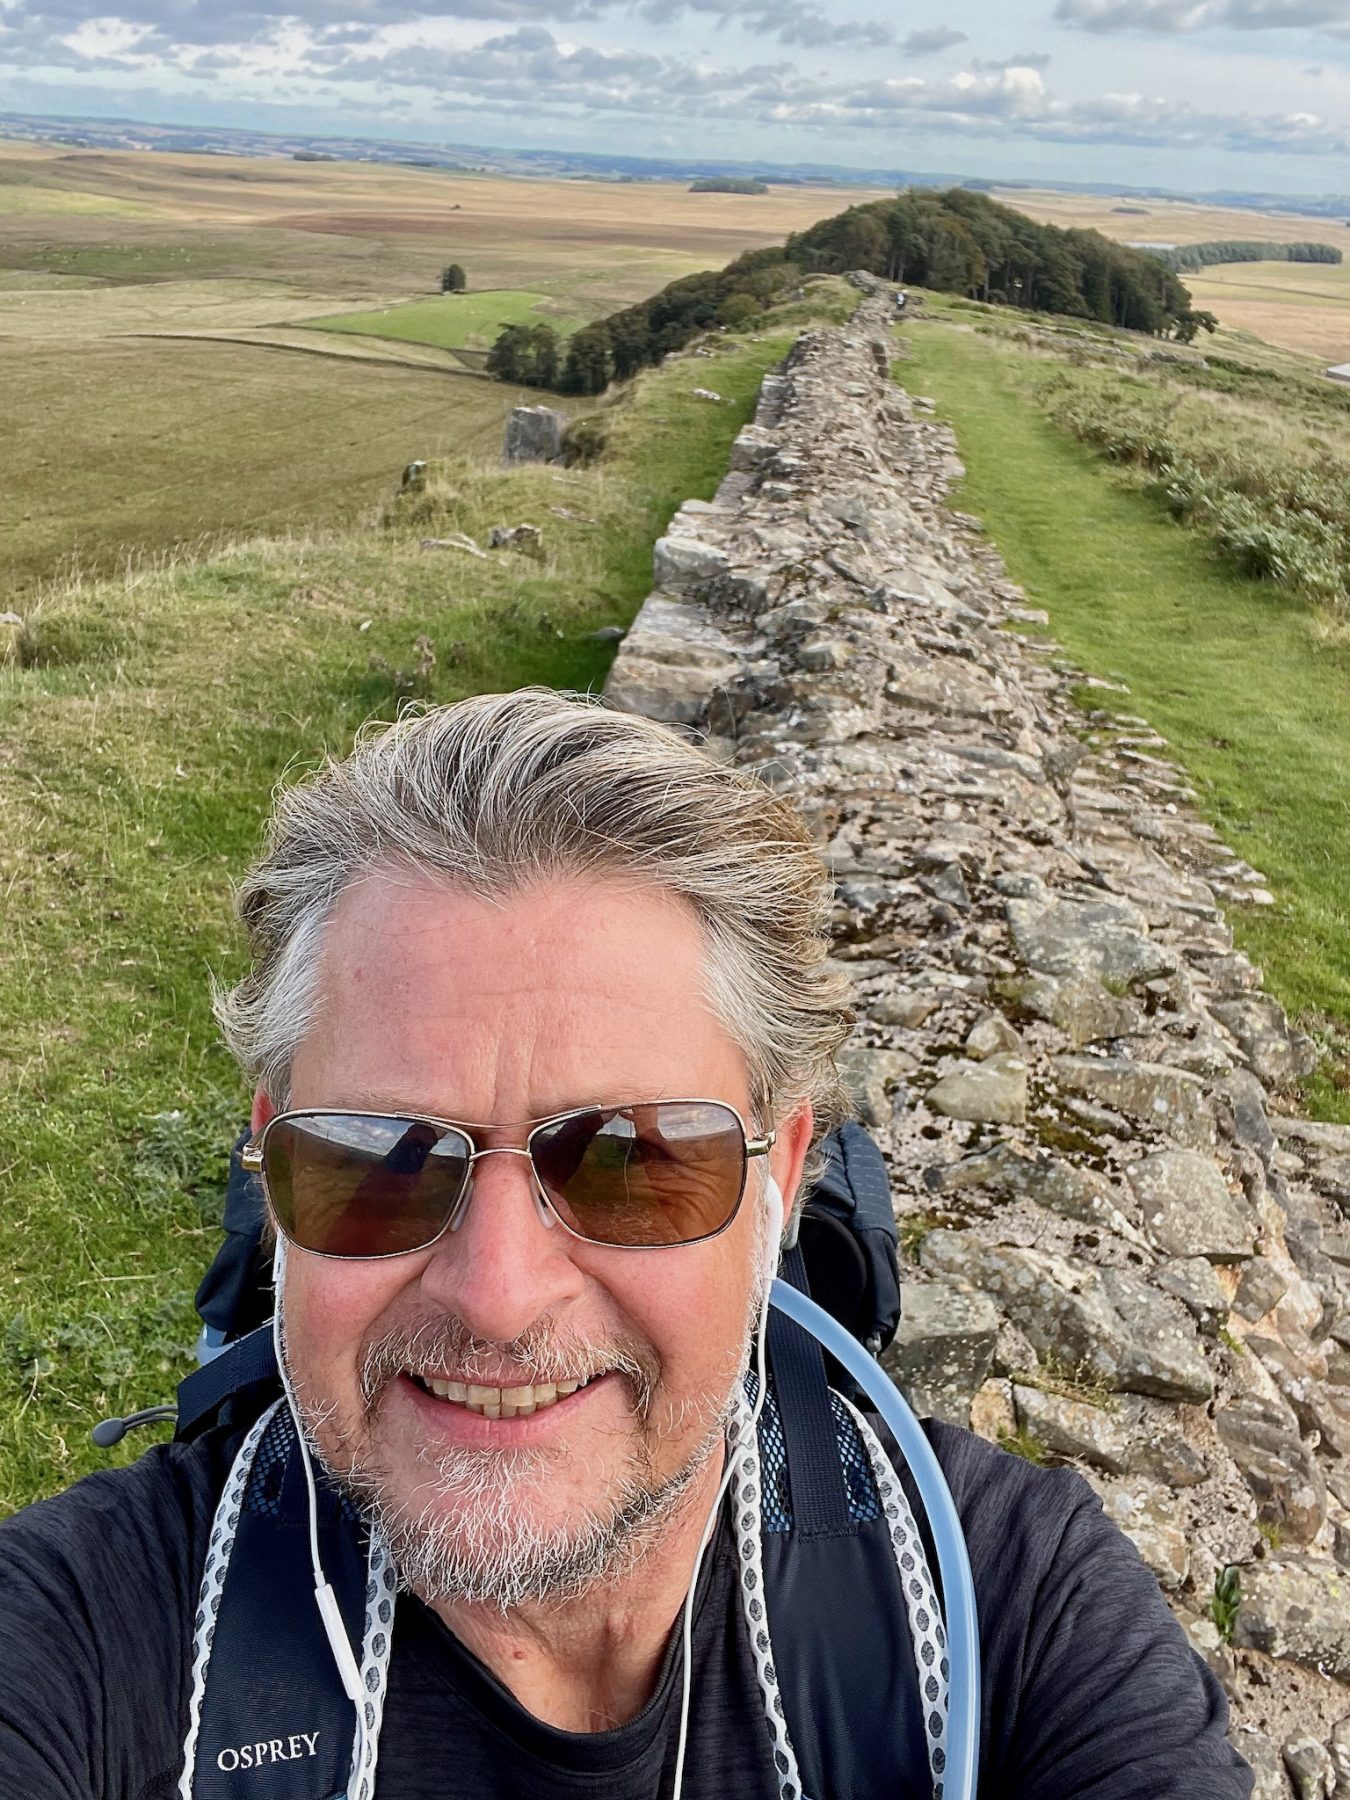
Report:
306,287,588,355
0,137,883,597
3,339,529,594
994,186,1350,363
1185,259,1350,364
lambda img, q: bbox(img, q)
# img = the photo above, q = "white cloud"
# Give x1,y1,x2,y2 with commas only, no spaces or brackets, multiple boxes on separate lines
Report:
1055,0,1350,36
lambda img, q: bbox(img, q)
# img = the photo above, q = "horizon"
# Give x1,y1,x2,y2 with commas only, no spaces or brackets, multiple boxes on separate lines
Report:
4,104,1349,211
2,0,1349,199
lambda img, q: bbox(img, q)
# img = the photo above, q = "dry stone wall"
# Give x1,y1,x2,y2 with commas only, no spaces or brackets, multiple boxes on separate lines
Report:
606,280,1350,1793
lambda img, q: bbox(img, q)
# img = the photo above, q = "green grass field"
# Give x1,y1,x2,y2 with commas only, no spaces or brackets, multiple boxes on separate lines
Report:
0,316,809,1514
898,316,1350,1116
1,340,526,596
306,288,587,352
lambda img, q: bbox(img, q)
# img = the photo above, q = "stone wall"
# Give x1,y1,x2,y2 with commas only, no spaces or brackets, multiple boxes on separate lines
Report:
606,281,1350,1795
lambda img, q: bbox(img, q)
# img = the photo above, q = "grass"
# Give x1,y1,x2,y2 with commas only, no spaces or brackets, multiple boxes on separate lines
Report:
1,340,529,598
898,315,1350,1119
306,289,588,352
0,314,808,1514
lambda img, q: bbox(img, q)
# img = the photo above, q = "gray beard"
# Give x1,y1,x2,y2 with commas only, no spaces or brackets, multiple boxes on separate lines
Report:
285,1312,740,1613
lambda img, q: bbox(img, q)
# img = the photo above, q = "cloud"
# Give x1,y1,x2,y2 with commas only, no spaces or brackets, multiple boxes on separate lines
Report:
0,0,897,53
1054,0,1350,34
971,50,1053,69
900,26,967,54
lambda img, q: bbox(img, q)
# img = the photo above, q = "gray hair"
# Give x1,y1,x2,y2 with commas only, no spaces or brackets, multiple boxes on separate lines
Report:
215,689,851,1133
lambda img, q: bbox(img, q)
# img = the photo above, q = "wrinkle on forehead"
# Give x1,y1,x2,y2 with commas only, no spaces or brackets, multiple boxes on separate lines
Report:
289,870,751,1124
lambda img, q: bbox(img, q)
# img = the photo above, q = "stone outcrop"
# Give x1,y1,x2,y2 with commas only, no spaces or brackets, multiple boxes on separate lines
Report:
502,404,566,464
605,282,1350,1782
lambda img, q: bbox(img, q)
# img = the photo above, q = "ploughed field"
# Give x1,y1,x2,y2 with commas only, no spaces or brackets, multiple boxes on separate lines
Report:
0,137,883,596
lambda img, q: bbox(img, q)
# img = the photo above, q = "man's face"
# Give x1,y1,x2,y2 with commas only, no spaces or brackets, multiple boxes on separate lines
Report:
270,871,808,1608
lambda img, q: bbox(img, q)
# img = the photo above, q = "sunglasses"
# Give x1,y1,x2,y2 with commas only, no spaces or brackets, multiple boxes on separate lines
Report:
241,1099,775,1258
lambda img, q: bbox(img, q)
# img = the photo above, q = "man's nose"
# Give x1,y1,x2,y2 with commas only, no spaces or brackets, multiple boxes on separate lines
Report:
416,1147,586,1341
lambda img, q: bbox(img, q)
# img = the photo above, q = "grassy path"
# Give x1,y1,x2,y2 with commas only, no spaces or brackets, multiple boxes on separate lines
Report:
0,322,803,1511
898,320,1350,1120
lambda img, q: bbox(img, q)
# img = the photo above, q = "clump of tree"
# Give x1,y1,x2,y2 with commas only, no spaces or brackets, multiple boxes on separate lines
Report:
440,263,467,292
690,177,769,195
485,187,1219,397
485,323,561,387
784,189,1215,339
1150,240,1343,275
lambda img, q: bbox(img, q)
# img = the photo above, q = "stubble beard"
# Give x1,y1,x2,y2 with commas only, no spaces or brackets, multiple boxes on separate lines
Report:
285,1311,747,1614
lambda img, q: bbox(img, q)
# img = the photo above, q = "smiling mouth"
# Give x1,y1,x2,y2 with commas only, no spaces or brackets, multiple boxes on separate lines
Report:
407,1372,603,1419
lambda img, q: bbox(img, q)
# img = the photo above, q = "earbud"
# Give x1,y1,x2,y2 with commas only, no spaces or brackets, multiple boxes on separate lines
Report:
764,1176,784,1285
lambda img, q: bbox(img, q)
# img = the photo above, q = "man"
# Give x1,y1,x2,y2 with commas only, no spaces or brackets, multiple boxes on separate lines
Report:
0,689,1252,1798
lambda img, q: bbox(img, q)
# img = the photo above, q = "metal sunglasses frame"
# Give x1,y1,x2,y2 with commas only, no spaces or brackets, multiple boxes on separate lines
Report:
241,1098,776,1260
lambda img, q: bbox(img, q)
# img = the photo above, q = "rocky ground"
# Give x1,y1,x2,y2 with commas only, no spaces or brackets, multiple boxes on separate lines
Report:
606,277,1350,1797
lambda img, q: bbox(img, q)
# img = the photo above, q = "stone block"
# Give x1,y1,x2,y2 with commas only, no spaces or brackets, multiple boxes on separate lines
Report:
882,1281,1000,1426
1235,1557,1350,1678
1052,1056,1217,1151
502,404,565,464
1128,1150,1256,1261
925,1053,1028,1125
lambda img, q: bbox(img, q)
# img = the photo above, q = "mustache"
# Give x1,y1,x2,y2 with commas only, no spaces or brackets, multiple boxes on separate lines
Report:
357,1312,660,1416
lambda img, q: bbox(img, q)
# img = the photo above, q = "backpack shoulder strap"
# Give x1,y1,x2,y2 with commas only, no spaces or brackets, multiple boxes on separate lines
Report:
175,1325,279,1442
755,1307,946,1800
180,1403,393,1800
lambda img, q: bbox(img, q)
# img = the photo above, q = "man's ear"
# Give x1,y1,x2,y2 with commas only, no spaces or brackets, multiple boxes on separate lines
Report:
251,1087,277,1134
769,1103,814,1243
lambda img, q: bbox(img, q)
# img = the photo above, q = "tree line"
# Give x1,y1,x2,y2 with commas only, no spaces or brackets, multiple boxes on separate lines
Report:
486,186,1218,396
1151,240,1343,274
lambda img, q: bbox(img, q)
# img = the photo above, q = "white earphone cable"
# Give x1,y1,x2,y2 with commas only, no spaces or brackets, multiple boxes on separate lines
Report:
272,1238,371,1794
669,1175,783,1800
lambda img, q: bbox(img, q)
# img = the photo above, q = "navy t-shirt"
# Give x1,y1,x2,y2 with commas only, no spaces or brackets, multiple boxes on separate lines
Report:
0,1417,1253,1799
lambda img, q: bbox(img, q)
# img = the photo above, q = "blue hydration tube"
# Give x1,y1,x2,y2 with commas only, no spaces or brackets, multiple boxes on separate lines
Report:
769,1278,981,1800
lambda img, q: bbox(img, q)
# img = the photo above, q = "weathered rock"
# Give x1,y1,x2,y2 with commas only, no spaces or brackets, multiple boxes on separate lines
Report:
488,522,542,551
1052,1056,1217,1151
503,404,566,464
1233,1728,1294,1800
1154,1256,1231,1334
1128,1150,1256,1261
966,1012,1023,1059
1284,1738,1336,1800
1235,1557,1350,1678
920,1233,1214,1402
599,287,1350,1758
1235,1255,1293,1324
1215,1394,1327,1544
1085,1473,1191,1588
872,988,939,1030
926,1053,1028,1125
836,1046,912,1130
882,1281,1000,1426
1012,1383,1131,1474
1007,892,1176,988
1213,996,1319,1090
969,1377,1016,1444
1017,973,1143,1047
1329,1716,1350,1792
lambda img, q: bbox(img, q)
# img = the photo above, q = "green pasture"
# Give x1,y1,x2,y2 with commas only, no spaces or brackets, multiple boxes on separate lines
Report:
898,317,1350,1116
1,339,521,598
306,287,588,352
0,318,806,1512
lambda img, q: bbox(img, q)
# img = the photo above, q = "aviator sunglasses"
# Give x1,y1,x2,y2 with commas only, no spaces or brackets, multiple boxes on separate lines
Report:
241,1099,775,1258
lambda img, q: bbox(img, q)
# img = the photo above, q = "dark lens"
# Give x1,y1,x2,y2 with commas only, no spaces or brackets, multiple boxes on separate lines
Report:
262,1112,472,1257
531,1101,747,1247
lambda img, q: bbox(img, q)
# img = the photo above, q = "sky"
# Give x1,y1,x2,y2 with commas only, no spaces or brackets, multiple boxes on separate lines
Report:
2,0,1349,193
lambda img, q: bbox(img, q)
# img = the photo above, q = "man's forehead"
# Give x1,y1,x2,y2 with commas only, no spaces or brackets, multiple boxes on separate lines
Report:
290,870,751,1115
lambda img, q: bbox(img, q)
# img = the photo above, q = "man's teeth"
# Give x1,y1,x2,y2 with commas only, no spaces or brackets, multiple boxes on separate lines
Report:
413,1374,592,1417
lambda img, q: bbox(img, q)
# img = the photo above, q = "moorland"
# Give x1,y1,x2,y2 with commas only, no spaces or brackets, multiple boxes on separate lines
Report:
0,137,884,595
